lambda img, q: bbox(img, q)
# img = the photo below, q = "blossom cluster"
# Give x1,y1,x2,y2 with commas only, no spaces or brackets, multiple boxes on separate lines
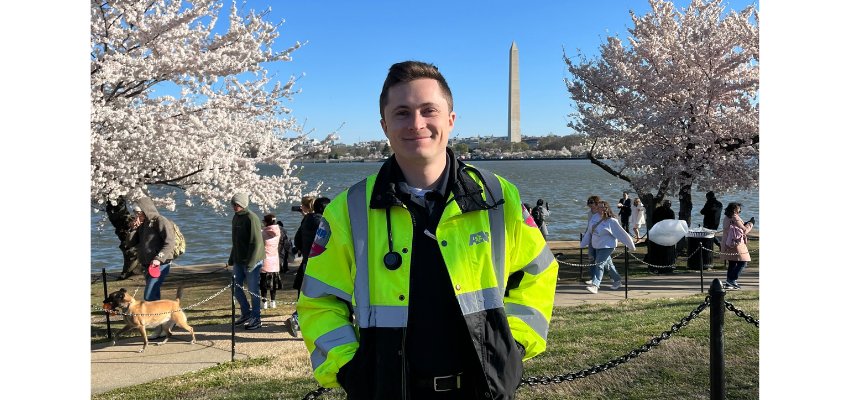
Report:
91,0,334,214
564,0,759,196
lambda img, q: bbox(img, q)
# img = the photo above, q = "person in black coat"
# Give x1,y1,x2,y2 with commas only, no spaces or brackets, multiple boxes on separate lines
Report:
617,191,632,231
292,196,331,296
284,196,331,338
645,199,677,273
700,191,723,230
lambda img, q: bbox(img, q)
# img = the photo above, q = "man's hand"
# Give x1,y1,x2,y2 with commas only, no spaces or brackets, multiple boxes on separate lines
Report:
152,259,161,266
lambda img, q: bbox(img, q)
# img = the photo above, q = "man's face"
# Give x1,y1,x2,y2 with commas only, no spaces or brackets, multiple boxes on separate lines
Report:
135,211,146,223
380,78,455,167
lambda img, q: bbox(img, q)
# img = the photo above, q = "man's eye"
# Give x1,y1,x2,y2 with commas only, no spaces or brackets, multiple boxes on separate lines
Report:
394,110,409,118
422,108,438,116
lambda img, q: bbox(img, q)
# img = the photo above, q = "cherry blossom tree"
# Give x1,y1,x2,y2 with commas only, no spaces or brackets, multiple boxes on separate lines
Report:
91,0,333,275
564,0,758,227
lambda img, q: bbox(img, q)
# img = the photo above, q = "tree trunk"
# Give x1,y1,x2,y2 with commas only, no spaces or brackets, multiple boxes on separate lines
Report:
676,184,694,254
105,197,140,279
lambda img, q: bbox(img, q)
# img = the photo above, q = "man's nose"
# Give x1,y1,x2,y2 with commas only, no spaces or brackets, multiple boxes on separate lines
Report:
408,112,426,131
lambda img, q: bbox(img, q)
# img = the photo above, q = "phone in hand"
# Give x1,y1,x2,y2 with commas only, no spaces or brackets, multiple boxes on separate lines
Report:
748,217,755,224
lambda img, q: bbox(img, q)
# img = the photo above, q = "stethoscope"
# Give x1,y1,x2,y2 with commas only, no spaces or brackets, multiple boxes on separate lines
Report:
381,169,503,271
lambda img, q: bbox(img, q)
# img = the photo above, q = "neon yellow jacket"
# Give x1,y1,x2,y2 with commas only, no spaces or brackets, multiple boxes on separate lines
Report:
296,159,558,398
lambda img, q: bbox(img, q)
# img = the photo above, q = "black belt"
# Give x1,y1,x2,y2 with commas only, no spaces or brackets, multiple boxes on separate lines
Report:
413,373,463,392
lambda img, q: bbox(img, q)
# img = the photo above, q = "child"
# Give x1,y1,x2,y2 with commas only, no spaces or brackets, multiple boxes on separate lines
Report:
260,214,282,309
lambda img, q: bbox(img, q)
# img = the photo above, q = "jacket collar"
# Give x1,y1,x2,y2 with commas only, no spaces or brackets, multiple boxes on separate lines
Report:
369,148,489,213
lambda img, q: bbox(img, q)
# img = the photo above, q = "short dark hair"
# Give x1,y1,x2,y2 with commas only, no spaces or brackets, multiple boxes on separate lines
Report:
536,199,544,206
379,61,453,119
263,214,276,226
313,197,331,215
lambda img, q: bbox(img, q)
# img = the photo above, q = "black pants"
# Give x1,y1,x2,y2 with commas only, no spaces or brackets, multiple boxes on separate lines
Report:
620,215,630,231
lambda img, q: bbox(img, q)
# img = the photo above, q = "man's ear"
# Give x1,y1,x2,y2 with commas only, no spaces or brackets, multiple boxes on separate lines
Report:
380,118,387,135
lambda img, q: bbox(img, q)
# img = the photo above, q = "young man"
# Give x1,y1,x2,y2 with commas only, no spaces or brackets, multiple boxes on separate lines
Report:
296,61,558,399
227,192,264,330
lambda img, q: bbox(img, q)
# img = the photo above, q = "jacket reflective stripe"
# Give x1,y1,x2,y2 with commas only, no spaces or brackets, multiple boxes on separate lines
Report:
476,169,506,293
347,179,372,326
505,302,549,340
310,324,358,370
522,247,556,275
456,287,504,316
363,305,408,328
301,275,353,303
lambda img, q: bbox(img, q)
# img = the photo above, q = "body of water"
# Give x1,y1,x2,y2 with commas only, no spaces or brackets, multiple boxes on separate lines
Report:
91,159,758,272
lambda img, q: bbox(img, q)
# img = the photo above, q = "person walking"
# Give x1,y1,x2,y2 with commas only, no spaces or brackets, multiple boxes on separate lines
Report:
630,197,646,240
260,214,282,309
296,61,558,399
127,196,176,302
126,196,177,339
617,191,632,231
531,198,550,239
580,200,636,294
227,192,264,330
720,202,754,290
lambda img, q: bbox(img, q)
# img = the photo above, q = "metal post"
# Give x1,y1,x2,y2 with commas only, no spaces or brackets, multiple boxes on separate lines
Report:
102,268,112,340
709,278,726,400
699,244,705,293
624,247,629,299
231,273,236,362
578,233,584,282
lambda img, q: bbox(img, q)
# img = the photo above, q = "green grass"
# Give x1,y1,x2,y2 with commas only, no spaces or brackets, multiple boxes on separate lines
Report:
91,241,759,399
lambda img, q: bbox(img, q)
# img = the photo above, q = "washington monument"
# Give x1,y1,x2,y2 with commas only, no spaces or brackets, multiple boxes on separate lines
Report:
508,41,521,143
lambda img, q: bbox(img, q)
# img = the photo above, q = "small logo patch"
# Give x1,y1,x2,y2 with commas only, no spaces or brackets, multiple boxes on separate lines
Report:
469,231,490,246
522,205,537,227
309,218,331,258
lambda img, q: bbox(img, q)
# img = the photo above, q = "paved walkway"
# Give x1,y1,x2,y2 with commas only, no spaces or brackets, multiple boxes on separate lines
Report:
91,240,759,395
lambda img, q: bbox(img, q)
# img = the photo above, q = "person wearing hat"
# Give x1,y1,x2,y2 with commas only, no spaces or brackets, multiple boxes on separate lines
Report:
127,197,176,302
228,192,265,330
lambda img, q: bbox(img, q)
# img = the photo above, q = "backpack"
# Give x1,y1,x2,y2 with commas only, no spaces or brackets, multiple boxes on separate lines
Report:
531,206,544,227
171,220,186,259
724,224,744,248
277,223,293,260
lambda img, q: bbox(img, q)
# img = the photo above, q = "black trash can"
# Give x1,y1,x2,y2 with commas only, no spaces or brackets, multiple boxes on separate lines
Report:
687,228,715,270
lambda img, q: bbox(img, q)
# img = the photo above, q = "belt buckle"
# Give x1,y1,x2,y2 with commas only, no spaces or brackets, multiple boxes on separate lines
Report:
433,374,460,392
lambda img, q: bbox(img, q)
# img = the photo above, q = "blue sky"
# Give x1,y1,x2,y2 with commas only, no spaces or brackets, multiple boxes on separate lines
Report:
224,0,759,144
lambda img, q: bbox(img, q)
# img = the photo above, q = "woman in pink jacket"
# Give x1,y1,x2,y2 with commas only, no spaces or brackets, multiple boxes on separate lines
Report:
720,202,754,290
261,214,282,308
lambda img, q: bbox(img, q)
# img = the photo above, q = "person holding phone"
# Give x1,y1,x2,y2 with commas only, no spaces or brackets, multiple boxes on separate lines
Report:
720,202,754,290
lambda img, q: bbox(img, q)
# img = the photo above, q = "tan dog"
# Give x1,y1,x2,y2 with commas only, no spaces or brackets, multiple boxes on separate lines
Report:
104,287,196,353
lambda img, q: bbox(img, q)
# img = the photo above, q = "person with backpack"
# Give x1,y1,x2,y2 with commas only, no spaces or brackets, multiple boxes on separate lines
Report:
126,196,177,302
531,198,550,239
720,202,754,290
126,196,178,340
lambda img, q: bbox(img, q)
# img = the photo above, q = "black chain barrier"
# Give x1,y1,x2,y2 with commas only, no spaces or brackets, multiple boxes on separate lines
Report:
724,301,760,328
299,296,761,398
302,387,334,400
519,294,711,387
